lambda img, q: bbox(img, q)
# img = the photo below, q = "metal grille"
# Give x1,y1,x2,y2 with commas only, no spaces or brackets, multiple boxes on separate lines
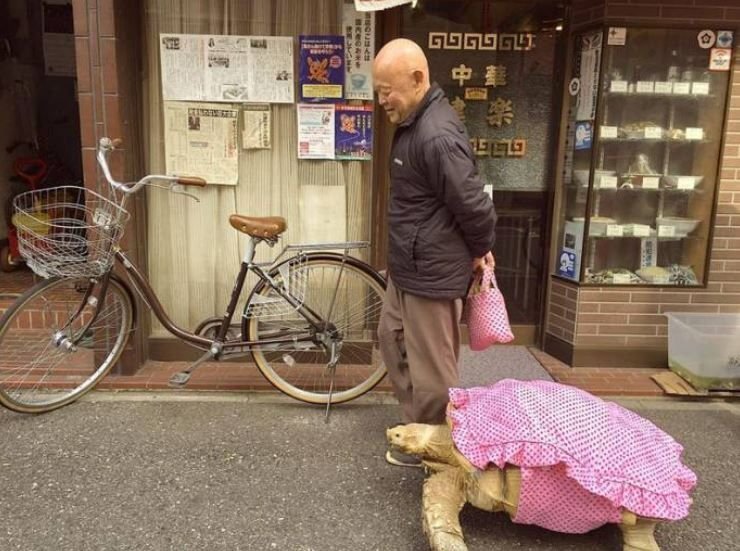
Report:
12,186,130,279
244,254,309,319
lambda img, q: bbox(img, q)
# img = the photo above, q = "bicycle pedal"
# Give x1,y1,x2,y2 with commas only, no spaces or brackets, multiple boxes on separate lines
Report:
168,371,192,387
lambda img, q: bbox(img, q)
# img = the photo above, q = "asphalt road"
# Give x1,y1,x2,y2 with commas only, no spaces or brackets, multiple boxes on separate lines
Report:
0,392,737,551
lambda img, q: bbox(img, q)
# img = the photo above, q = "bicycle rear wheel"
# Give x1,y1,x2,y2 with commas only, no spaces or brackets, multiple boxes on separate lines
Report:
243,254,386,404
0,276,134,413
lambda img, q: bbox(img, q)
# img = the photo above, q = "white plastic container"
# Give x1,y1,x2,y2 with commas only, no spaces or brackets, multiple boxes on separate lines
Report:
665,313,740,390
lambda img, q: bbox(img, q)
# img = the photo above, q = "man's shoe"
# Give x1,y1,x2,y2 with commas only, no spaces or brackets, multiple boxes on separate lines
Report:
385,448,422,468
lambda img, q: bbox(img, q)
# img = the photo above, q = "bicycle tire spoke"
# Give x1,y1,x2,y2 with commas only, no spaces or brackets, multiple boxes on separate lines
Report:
0,277,132,412
246,257,385,404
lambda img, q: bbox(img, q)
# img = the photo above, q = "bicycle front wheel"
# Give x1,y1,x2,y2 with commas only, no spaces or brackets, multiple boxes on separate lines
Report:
0,276,134,413
244,254,386,404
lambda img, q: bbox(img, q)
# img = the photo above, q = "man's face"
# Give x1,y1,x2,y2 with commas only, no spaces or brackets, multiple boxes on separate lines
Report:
373,66,420,125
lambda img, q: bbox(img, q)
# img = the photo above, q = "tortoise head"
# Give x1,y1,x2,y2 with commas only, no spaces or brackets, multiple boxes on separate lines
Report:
386,424,457,466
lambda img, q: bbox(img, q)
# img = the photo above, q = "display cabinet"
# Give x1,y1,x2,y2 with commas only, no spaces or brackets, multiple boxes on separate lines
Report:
556,27,733,286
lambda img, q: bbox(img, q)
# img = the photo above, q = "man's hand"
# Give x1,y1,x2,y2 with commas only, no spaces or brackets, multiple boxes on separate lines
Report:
472,251,495,273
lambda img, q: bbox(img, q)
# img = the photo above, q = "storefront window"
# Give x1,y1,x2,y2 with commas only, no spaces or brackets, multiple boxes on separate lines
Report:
555,27,732,286
401,1,565,324
140,0,376,336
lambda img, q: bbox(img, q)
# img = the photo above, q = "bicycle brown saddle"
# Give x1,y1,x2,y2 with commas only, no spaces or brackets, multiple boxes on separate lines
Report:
229,214,287,238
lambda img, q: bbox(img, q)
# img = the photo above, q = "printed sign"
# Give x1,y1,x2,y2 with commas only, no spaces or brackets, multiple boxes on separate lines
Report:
335,104,373,160
568,77,581,96
600,126,618,139
297,104,336,159
717,30,734,49
575,122,592,150
557,249,577,279
607,27,626,46
299,36,346,102
709,48,732,72
343,3,375,100
697,30,716,49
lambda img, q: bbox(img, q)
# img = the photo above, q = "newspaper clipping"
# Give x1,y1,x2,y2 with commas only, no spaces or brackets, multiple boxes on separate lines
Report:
242,105,271,149
160,34,294,103
164,102,239,186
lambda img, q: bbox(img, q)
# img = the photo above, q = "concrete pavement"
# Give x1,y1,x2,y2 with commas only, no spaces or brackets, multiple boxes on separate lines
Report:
0,392,738,551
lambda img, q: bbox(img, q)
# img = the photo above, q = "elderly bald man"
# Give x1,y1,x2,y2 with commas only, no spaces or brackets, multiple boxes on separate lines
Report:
373,39,498,468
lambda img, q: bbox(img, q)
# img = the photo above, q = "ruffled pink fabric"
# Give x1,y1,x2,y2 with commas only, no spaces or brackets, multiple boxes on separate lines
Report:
448,380,697,533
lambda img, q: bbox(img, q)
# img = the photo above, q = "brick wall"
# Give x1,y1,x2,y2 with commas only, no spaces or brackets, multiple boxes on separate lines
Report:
545,0,740,366
72,0,145,374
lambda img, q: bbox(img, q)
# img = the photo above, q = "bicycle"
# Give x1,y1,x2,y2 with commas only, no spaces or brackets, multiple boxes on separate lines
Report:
0,137,387,414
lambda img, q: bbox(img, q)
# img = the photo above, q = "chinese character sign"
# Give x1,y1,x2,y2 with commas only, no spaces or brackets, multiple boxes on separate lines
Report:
397,24,558,191
299,35,346,102
343,2,375,100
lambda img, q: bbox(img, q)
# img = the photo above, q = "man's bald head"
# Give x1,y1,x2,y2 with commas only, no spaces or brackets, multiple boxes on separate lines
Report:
373,39,431,124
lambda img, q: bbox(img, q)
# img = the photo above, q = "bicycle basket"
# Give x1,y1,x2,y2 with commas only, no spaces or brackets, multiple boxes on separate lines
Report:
12,186,130,278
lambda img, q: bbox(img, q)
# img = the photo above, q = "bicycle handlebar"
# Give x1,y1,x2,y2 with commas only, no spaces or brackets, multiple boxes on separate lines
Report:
97,137,208,195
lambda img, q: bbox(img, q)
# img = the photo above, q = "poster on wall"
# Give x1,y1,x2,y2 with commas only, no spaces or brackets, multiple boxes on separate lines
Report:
159,34,294,103
164,102,239,185
576,32,602,122
242,104,271,149
299,36,345,102
335,104,373,160
343,2,375,100
42,0,76,77
297,104,336,159
558,220,584,281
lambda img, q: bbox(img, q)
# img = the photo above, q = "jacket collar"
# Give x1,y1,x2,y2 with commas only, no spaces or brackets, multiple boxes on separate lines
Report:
398,82,443,128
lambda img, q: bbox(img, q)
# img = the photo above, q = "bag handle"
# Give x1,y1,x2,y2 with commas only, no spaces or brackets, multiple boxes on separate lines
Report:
481,265,496,289
470,265,497,295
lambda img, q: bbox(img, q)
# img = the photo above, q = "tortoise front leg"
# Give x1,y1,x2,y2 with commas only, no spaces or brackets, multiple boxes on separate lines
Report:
619,512,660,551
422,469,468,551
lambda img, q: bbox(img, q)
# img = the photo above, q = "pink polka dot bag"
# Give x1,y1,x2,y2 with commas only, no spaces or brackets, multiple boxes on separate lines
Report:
466,266,514,350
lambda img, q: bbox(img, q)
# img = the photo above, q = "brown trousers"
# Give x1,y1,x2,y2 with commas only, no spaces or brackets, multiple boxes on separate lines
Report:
378,277,463,424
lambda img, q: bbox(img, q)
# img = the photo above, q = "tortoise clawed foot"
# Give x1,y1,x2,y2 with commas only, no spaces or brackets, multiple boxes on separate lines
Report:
620,517,660,551
428,532,468,551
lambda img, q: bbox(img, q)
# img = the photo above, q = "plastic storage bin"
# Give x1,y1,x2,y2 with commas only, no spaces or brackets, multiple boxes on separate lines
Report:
665,313,740,390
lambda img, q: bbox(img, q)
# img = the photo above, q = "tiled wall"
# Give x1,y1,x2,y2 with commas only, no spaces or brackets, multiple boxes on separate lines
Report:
72,0,145,373
546,0,740,366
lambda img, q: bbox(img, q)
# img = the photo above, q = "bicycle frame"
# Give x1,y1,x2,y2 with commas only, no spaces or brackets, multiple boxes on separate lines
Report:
92,137,373,361
111,241,367,358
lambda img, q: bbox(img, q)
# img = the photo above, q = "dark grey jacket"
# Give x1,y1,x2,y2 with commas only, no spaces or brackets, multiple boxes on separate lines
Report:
387,83,497,300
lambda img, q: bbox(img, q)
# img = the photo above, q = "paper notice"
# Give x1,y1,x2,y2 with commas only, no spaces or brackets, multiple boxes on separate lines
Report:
159,34,294,103
297,104,336,159
164,102,239,185
343,2,375,100
242,105,271,149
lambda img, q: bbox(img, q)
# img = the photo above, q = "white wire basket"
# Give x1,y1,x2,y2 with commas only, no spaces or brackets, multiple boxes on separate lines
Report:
12,186,130,279
245,254,309,319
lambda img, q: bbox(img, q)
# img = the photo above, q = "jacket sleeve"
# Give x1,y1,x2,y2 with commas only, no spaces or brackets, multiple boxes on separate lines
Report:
422,135,498,257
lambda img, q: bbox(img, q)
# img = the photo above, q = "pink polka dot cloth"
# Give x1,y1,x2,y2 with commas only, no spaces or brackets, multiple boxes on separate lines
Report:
448,380,697,534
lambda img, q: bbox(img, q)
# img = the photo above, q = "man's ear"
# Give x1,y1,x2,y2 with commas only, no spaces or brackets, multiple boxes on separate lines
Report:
411,69,426,89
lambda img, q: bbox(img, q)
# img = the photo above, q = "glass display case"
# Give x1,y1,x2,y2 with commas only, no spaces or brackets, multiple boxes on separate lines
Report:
556,27,733,286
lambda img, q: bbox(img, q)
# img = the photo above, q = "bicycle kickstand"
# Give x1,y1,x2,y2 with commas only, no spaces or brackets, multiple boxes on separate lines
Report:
169,348,217,387
324,341,340,423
